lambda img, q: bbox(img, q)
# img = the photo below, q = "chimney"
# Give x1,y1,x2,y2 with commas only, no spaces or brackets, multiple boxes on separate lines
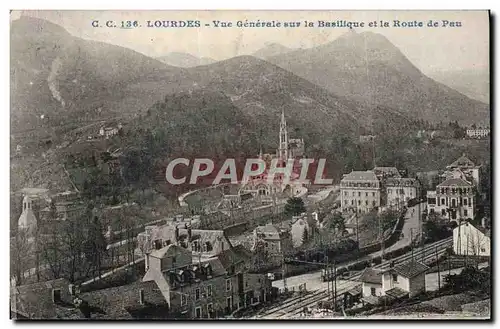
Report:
481,217,487,228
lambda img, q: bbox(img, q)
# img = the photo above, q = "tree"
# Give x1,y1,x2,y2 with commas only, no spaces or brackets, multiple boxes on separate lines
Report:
284,197,306,217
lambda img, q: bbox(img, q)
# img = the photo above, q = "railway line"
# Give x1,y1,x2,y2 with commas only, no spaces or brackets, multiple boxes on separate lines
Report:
256,237,452,319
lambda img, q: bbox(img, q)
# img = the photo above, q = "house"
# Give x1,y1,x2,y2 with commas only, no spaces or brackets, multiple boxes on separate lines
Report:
466,128,490,139
360,261,429,305
431,178,475,222
77,280,169,319
10,279,84,319
251,223,292,254
385,178,421,208
445,153,481,191
141,243,271,318
99,124,122,139
360,268,383,305
340,171,381,214
382,261,429,298
453,222,490,257
136,223,233,269
290,214,316,247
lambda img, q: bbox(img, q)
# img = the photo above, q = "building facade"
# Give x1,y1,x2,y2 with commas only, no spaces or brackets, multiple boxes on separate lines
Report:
466,128,490,139
453,222,490,257
386,178,421,208
430,178,475,222
340,171,381,214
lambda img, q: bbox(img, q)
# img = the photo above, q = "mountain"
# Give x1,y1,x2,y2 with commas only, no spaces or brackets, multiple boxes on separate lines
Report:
10,16,186,133
427,68,490,104
252,43,294,59
266,31,490,126
156,52,216,67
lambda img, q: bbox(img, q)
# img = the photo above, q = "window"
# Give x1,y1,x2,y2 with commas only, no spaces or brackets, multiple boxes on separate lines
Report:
351,200,354,205
481,248,486,253
207,303,213,318
344,191,348,196
139,289,145,305
207,284,213,297
195,288,200,301
365,200,368,205
372,192,375,197
245,281,249,288
226,296,232,312
195,306,202,318
358,192,361,197
226,279,232,291
442,209,446,216
372,201,376,206
464,209,468,217
463,198,468,205
352,192,355,196
371,287,376,296
358,200,361,205
392,274,398,283
181,294,187,306
365,192,368,197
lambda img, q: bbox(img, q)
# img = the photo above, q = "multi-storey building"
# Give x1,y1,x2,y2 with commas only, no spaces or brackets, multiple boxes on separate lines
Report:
444,153,481,191
466,128,490,139
142,244,271,318
385,178,421,208
340,171,381,214
427,178,475,222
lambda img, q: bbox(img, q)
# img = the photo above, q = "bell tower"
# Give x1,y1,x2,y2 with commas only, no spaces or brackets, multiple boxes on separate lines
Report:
278,110,288,161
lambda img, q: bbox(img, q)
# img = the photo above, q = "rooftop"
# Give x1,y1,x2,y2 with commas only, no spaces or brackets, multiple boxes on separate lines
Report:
437,178,472,188
448,154,476,168
392,261,429,278
359,268,382,284
386,178,420,187
342,171,379,182
373,167,401,178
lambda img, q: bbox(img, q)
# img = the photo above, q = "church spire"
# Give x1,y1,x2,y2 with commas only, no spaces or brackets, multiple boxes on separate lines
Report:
279,109,288,161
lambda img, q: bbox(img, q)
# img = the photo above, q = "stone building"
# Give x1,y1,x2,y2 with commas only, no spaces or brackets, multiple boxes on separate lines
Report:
427,178,475,222
385,178,421,208
340,171,381,214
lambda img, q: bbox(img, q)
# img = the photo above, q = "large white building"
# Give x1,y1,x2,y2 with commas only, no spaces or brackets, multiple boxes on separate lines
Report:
444,153,481,191
453,222,490,257
340,171,380,214
385,178,421,208
466,128,490,139
427,178,475,222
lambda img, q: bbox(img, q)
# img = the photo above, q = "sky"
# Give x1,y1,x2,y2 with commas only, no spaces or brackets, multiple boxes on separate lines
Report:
11,10,490,74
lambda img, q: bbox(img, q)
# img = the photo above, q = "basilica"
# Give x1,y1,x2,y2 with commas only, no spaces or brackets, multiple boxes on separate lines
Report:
239,111,306,199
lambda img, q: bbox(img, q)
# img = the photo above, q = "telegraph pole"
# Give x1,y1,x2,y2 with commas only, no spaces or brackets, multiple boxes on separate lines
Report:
410,228,414,261
435,246,441,291
333,260,337,312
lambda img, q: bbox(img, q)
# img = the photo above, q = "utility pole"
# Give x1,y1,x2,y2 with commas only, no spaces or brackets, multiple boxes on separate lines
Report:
435,246,440,291
333,260,337,312
410,228,414,261
281,248,287,293
325,255,329,297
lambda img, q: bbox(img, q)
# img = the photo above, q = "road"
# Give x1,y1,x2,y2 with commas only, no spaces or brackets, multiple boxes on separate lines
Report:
385,203,423,252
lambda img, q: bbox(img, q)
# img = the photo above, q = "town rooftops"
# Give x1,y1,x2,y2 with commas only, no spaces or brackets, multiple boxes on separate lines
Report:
437,178,472,188
448,153,476,168
392,261,429,279
10,278,84,319
359,268,382,284
78,280,168,319
342,170,379,182
385,178,420,187
217,245,252,270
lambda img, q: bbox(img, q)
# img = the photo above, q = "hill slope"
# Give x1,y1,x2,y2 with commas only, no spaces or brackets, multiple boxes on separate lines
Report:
11,16,186,133
267,31,490,125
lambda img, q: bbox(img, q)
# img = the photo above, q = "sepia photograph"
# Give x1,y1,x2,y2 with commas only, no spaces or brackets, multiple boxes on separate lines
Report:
9,9,491,320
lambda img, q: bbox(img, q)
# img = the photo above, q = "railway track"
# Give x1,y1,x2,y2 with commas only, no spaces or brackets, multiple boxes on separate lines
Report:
257,237,452,319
